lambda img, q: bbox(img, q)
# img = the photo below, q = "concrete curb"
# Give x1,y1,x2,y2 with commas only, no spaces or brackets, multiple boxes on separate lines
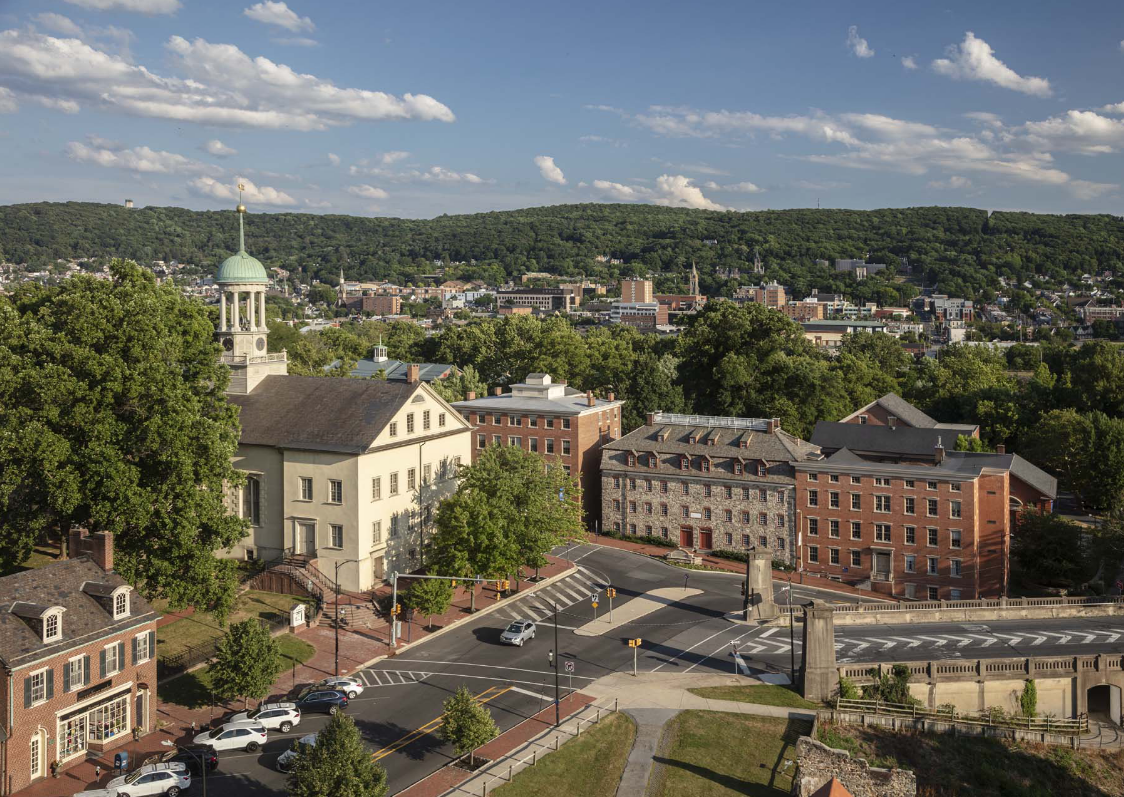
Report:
343,561,577,674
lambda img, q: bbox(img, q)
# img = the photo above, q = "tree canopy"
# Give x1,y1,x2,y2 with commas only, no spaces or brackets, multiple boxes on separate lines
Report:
0,259,246,613
287,712,388,797
210,619,283,707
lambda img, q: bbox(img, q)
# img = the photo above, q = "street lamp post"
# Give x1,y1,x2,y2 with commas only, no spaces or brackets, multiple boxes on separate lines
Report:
548,600,560,727
334,558,362,677
743,543,753,621
161,740,206,797
418,440,427,568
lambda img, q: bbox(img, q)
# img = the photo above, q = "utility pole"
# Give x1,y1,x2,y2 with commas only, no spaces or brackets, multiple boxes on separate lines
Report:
334,558,360,676
787,584,795,685
553,601,560,726
743,543,752,621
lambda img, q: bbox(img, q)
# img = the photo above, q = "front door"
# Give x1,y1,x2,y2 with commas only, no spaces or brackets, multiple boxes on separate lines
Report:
680,526,694,548
297,523,315,554
372,554,385,582
699,529,713,550
874,551,891,578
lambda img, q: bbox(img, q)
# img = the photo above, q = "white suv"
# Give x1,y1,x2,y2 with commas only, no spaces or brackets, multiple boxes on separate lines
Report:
106,762,191,797
194,721,268,752
317,676,365,699
228,702,302,732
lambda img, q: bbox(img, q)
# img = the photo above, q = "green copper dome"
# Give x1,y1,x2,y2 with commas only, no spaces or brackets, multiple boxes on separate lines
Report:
217,250,268,284
216,203,269,284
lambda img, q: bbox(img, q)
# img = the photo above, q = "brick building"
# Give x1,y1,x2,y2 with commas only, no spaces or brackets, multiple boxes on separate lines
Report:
496,287,575,313
620,278,654,303
734,282,787,309
795,395,1056,599
599,412,821,563
1,529,158,793
452,374,624,527
781,301,825,322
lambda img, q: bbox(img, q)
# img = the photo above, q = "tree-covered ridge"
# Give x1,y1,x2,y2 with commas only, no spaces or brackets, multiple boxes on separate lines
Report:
3,202,1123,300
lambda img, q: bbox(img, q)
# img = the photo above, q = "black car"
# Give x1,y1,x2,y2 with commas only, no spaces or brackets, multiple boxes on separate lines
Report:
159,746,219,775
294,689,349,715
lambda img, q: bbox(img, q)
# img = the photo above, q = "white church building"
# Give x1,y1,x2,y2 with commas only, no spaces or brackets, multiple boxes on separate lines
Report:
214,198,472,592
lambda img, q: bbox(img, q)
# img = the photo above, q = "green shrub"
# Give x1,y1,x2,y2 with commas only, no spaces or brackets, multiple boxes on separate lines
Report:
836,677,859,700
598,530,677,548
1020,679,1038,717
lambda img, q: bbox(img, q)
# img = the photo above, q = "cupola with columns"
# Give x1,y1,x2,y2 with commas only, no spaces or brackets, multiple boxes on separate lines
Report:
216,186,288,394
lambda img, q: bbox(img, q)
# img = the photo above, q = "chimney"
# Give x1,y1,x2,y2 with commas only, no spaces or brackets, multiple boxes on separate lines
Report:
646,412,656,426
765,418,779,434
608,392,615,402
492,387,503,396
935,436,945,465
586,390,595,407
69,526,114,573
996,443,1006,455
406,363,420,384
465,390,477,401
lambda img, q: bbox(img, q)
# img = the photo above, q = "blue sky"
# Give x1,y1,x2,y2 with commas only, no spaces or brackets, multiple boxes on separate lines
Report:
0,0,1122,218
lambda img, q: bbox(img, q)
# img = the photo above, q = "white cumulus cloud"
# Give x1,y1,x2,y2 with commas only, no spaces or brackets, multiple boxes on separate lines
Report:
33,13,84,37
243,1,314,33
0,87,18,113
188,176,296,206
67,141,218,174
702,180,764,193
932,32,1052,97
0,28,454,130
1069,180,1117,200
1100,102,1124,115
534,155,566,185
202,139,238,157
327,152,340,166
927,176,973,190
1021,110,1124,155
847,26,874,58
901,56,918,70
63,0,180,13
593,174,726,210
346,184,389,200
380,150,410,164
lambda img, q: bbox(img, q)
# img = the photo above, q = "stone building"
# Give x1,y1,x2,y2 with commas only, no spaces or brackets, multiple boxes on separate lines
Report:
215,198,473,591
599,412,821,563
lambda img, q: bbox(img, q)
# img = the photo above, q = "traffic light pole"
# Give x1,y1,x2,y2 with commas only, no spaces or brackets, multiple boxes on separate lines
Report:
553,600,560,727
391,572,485,647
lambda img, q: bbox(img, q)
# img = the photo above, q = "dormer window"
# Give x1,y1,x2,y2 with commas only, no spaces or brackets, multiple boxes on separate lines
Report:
44,610,61,643
627,454,636,467
679,456,690,471
733,461,743,475
114,591,129,619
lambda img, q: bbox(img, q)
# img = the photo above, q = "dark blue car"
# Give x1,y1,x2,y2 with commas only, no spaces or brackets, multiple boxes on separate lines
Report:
295,688,349,715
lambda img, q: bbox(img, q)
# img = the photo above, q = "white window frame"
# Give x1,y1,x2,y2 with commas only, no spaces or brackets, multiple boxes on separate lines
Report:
113,590,129,619
329,479,343,504
104,642,121,676
330,524,344,549
372,520,382,545
67,656,84,692
299,477,313,501
135,632,151,664
44,610,62,642
29,668,48,706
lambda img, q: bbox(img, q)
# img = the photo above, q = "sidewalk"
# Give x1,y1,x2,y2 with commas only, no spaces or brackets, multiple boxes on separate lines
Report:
21,555,575,797
582,533,895,602
581,670,817,719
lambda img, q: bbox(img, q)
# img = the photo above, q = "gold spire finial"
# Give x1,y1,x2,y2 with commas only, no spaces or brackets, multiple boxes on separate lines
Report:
236,181,246,214
236,181,247,252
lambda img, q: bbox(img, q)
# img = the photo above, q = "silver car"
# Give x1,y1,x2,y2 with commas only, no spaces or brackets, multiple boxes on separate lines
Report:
276,731,319,772
499,619,536,646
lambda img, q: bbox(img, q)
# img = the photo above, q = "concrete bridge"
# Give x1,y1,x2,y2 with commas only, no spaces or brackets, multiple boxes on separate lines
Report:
798,597,1124,725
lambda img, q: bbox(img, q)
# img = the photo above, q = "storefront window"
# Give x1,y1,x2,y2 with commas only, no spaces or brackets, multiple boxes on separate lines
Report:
60,715,87,759
89,695,129,741
58,691,130,760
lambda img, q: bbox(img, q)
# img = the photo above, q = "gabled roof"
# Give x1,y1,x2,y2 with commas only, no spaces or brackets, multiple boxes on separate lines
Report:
604,421,820,464
811,778,854,797
840,393,939,428
1010,453,1058,499
347,358,455,382
228,375,421,454
811,422,959,458
0,559,156,668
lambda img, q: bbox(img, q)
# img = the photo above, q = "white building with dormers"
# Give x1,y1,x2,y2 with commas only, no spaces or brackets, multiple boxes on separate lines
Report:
215,201,473,592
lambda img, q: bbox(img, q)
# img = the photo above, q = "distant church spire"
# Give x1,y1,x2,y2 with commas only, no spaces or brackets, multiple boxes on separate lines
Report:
689,261,699,296
337,265,347,307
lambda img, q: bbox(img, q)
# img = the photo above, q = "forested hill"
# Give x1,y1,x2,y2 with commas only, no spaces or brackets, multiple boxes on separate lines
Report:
2,201,1123,300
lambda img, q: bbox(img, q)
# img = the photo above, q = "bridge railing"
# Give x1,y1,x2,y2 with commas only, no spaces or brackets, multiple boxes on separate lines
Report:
781,595,1124,615
834,697,1088,735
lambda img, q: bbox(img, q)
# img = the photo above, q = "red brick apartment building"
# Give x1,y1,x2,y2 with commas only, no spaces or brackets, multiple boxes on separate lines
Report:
0,529,158,794
452,374,623,526
796,394,1057,600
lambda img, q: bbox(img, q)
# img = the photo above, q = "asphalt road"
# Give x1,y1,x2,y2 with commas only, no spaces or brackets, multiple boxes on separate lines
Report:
189,541,860,795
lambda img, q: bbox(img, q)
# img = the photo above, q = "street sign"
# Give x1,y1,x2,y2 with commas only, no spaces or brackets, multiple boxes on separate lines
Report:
564,661,575,673
591,601,598,608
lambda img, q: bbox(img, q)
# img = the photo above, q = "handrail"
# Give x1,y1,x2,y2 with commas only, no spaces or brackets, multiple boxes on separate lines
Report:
834,697,1088,734
784,595,1124,614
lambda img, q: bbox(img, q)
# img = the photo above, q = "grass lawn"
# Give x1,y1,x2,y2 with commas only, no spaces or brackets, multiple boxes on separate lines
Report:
159,633,316,709
157,590,308,660
652,711,809,797
491,712,636,797
687,684,820,710
818,722,1124,796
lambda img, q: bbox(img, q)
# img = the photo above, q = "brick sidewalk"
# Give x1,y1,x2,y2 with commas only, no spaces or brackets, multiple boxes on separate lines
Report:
582,533,895,602
397,692,596,797
20,555,575,797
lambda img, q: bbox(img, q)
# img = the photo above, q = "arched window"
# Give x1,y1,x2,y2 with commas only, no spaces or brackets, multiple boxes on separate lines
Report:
243,475,261,526
43,610,62,642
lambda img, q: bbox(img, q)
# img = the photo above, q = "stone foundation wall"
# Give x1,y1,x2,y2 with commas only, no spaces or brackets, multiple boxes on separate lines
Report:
791,736,916,797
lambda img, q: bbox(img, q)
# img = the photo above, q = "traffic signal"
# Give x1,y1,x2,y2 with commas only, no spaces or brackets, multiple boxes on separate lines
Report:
607,588,617,599
391,603,401,616
627,638,642,648
502,580,511,591
451,579,457,588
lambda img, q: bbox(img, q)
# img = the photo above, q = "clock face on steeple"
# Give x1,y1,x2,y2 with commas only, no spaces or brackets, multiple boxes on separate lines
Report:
222,337,234,351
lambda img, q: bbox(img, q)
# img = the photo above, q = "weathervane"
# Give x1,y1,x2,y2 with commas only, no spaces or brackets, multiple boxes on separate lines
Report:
236,180,247,251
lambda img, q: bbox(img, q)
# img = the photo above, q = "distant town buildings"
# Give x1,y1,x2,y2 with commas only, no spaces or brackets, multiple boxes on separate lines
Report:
496,287,575,313
833,259,888,280
621,278,654,303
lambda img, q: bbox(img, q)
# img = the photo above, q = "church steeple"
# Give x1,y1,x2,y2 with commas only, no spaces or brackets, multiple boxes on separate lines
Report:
338,266,347,307
689,261,700,296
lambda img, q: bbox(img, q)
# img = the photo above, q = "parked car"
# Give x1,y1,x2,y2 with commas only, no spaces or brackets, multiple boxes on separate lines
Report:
106,762,190,797
317,676,365,699
194,721,268,752
276,731,319,772
227,702,302,732
75,791,119,797
500,619,536,646
294,688,349,715
157,745,219,775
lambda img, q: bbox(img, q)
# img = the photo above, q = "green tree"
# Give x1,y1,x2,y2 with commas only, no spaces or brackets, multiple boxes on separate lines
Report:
308,283,337,306
441,685,499,768
287,712,388,797
1010,511,1086,587
405,578,453,630
210,619,283,708
954,435,992,452
0,261,244,613
428,365,488,403
1019,679,1038,718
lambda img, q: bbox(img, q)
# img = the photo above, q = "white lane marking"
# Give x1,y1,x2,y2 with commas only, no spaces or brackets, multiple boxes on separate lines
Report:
653,626,744,672
890,637,922,649
367,670,383,685
573,570,600,589
358,670,374,686
682,628,762,674
510,685,558,702
759,628,778,639
534,621,583,631
1097,632,1121,643
992,633,1025,643
1041,632,1071,644
541,587,571,606
1073,632,1096,644
572,547,600,562
915,636,949,647
529,599,555,616
851,642,869,654
387,660,597,680
866,638,897,650
558,585,585,602
965,634,996,647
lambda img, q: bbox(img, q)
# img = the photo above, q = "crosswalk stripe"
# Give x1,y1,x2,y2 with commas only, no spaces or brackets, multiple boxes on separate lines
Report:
367,671,383,685
573,572,599,589
358,670,374,686
542,587,570,605
557,585,584,602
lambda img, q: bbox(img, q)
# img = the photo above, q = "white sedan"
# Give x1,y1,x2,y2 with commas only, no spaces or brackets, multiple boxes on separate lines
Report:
317,676,365,699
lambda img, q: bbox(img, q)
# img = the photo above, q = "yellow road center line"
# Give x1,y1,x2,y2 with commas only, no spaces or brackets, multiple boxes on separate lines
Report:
371,685,513,761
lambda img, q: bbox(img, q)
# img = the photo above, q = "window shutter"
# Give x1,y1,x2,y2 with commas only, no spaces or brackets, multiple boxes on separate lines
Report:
148,631,156,659
100,648,107,678
45,669,53,701
83,655,91,686
117,641,125,668
132,636,139,665
63,662,71,693
23,676,31,708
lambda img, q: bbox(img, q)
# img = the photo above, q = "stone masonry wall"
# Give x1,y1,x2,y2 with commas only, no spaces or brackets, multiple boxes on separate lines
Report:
791,736,916,797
